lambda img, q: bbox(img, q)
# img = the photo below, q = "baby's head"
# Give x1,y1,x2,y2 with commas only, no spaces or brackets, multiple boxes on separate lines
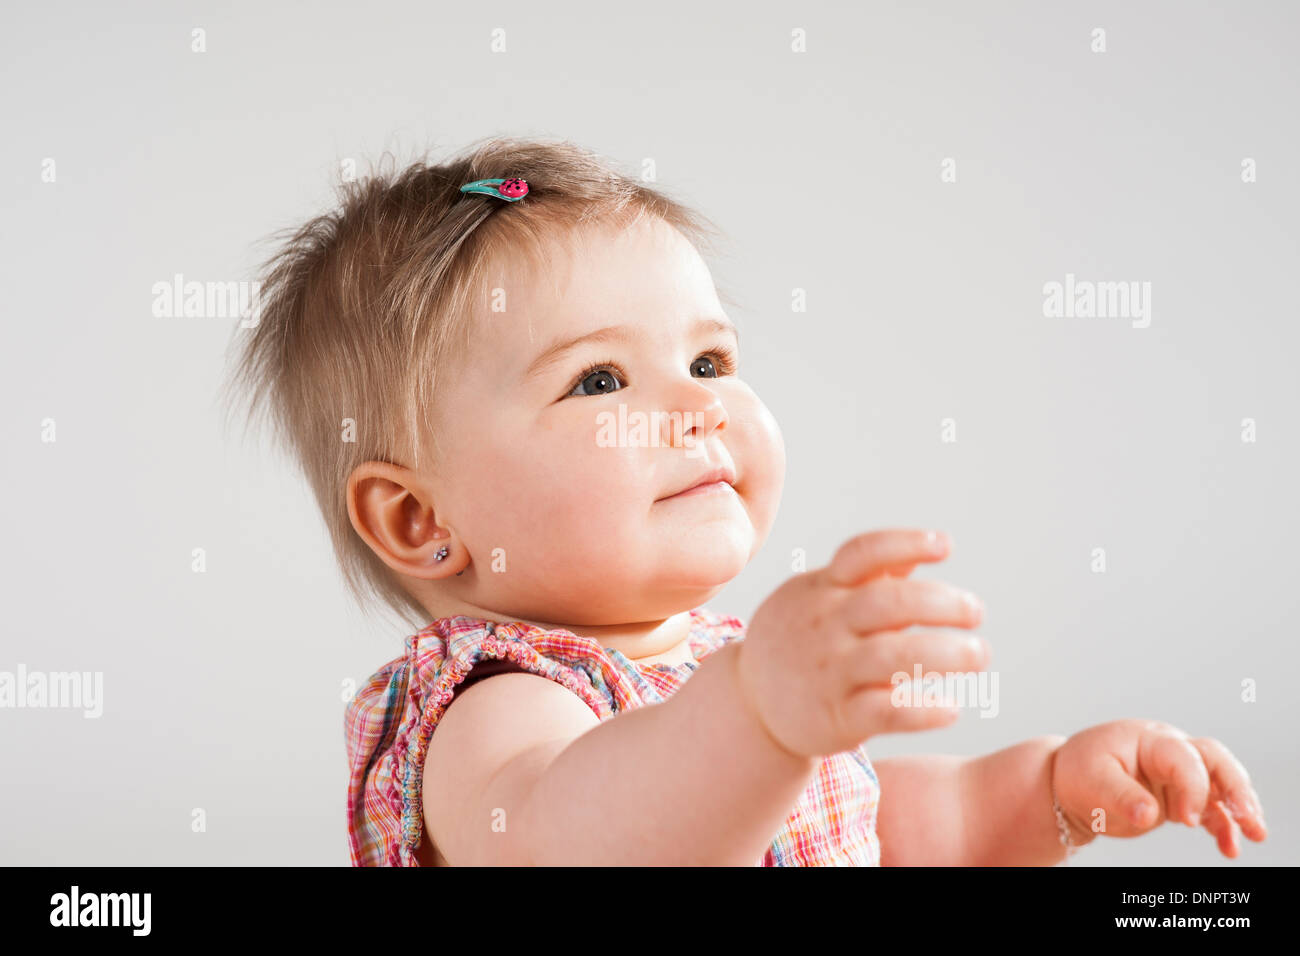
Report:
223,136,785,630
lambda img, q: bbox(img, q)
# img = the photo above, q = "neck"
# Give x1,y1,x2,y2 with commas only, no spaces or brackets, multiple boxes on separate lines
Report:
420,599,696,666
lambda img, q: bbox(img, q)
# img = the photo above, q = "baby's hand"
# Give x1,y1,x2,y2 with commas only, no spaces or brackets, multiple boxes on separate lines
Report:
735,528,986,758
1052,719,1268,857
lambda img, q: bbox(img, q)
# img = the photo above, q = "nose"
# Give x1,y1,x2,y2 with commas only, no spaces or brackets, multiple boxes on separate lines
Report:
657,378,728,450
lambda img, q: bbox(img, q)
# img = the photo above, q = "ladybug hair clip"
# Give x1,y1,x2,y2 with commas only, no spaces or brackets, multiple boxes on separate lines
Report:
459,177,529,202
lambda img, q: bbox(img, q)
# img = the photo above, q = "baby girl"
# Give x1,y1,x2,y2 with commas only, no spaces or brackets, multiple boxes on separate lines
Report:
224,135,1268,866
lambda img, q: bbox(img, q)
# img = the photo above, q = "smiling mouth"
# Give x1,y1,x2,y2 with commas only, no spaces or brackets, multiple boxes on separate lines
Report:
657,480,738,502
657,463,739,502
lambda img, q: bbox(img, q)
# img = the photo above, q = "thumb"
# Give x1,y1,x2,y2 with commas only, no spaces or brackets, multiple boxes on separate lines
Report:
1093,753,1161,834
884,563,917,578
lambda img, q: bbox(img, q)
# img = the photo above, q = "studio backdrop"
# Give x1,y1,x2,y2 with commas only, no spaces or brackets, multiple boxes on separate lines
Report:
1,0,1296,865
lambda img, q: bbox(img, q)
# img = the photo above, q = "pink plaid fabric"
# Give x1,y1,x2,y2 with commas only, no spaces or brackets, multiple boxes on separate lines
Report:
344,606,881,866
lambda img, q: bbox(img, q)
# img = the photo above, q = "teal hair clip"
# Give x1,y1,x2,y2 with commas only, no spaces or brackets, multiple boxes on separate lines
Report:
459,177,529,201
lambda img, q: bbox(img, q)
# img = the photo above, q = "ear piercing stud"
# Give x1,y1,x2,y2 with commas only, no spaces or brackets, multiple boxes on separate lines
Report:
434,546,449,562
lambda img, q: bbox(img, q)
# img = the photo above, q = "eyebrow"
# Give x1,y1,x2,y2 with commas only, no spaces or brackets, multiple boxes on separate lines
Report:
522,316,739,381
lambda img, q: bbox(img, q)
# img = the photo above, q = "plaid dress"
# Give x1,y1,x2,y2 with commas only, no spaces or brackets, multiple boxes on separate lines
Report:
345,606,881,866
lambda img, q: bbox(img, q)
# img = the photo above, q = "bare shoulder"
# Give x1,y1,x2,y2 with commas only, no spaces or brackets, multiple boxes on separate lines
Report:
423,668,600,866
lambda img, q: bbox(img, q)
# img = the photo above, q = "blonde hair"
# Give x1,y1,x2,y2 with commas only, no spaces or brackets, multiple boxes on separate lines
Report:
220,135,732,628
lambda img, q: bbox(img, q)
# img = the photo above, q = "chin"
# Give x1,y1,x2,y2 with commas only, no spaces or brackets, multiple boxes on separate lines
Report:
667,541,751,587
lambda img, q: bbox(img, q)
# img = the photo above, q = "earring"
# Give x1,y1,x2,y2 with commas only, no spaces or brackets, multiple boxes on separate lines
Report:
434,546,449,562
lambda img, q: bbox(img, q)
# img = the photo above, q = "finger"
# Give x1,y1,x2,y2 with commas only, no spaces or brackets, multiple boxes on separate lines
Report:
1188,737,1267,842
1202,800,1240,858
826,529,951,588
839,685,961,739
842,575,983,635
1091,752,1162,835
884,563,917,578
848,627,989,688
1139,730,1211,829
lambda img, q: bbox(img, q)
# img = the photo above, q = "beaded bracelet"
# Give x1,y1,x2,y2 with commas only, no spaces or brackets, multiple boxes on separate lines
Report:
1049,743,1080,864
1052,784,1080,864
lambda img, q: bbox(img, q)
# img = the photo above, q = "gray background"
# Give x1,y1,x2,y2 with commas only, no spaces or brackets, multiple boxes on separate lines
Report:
2,0,1296,866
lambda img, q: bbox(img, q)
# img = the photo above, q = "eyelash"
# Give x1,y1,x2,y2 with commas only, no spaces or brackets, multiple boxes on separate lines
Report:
565,345,739,397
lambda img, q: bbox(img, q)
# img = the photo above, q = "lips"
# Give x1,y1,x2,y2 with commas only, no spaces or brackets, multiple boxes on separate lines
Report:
659,465,738,501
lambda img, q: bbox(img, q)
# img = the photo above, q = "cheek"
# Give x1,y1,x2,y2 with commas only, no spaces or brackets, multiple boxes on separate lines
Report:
730,390,786,532
453,410,651,553
541,413,652,524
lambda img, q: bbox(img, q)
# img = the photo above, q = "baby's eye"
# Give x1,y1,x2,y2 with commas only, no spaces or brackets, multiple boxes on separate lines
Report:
691,356,720,377
567,364,625,397
692,347,738,378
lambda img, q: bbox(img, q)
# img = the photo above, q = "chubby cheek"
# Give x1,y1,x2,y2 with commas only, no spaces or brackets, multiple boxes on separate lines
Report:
729,388,786,548
452,412,652,576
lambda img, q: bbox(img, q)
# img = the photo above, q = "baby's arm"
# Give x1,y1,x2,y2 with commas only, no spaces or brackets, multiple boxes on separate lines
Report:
423,640,818,866
877,721,1267,864
874,735,1071,866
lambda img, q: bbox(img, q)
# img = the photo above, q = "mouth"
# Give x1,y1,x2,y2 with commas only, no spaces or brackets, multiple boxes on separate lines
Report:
656,465,739,502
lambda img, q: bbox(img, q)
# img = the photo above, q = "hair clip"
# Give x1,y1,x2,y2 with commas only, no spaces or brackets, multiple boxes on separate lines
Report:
459,177,529,201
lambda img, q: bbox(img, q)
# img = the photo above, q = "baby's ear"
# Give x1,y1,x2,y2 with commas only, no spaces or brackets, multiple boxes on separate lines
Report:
346,461,467,579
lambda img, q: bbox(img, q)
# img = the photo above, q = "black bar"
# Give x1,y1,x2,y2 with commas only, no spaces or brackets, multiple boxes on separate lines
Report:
2,865,1288,941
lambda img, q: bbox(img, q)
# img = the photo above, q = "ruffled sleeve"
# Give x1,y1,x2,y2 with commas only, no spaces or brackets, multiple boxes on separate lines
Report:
346,614,689,866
